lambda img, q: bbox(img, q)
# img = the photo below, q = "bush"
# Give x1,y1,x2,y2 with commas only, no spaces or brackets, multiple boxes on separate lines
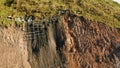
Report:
4,0,15,7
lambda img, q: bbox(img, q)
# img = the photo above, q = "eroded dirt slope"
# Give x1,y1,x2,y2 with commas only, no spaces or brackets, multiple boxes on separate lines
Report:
0,26,30,68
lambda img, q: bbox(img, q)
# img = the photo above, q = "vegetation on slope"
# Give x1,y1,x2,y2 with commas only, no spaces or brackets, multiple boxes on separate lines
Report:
0,0,120,28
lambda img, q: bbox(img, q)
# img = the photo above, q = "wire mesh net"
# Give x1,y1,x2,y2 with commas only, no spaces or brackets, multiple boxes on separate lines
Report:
23,22,44,41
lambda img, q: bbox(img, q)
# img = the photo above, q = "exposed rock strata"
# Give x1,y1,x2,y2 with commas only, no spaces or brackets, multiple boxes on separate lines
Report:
0,14,120,68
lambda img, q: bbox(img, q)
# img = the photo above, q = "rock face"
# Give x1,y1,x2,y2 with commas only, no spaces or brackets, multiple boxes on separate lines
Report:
0,14,120,68
0,26,30,68
56,15,120,68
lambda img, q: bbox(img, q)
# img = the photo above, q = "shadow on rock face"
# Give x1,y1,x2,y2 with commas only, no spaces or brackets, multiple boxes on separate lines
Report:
108,43,120,60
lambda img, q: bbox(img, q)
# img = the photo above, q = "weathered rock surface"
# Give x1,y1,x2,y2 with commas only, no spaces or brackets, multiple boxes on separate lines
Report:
56,15,120,68
0,26,30,68
0,14,120,68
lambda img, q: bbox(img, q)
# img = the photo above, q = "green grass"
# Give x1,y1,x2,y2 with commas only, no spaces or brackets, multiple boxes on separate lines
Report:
0,0,120,28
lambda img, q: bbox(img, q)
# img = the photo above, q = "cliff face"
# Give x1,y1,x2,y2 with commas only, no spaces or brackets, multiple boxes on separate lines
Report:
56,15,120,68
0,26,30,68
0,14,120,68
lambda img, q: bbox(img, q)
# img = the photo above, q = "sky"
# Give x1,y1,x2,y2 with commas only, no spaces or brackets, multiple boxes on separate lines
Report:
113,0,120,3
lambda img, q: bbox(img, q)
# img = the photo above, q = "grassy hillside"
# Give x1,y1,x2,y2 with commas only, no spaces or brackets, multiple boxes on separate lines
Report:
0,0,120,28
